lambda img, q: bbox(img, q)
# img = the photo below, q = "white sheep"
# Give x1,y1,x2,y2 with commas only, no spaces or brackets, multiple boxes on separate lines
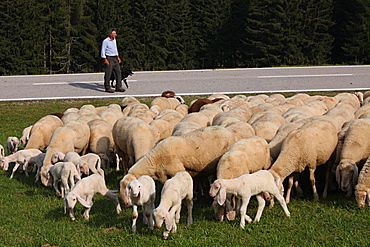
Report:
355,156,370,208
63,151,90,176
125,175,156,233
20,125,33,147
51,151,65,164
153,171,193,239
64,174,122,221
48,161,81,198
87,119,114,157
6,136,20,155
0,149,42,179
80,153,104,176
24,152,46,182
336,118,370,196
209,170,290,229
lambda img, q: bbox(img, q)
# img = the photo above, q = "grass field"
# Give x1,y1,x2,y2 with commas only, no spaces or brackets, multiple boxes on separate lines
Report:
1,95,370,247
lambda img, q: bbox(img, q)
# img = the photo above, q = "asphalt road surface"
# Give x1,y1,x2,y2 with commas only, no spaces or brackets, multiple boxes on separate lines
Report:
0,65,369,101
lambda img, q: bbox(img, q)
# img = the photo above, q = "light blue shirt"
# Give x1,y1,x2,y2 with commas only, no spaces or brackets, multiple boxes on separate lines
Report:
101,37,119,58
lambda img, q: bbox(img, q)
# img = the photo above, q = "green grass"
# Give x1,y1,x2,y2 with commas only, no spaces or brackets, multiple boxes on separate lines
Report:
1,94,370,247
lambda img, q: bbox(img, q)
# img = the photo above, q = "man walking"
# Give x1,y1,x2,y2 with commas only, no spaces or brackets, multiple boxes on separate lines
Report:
101,28,125,93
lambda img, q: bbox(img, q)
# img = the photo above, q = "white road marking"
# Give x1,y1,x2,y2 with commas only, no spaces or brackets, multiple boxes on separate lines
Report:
257,74,353,78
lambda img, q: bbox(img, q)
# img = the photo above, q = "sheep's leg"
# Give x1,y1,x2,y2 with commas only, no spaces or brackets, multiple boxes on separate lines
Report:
61,177,69,198
142,204,148,225
239,196,252,229
69,208,76,221
83,195,94,220
102,190,122,215
147,200,154,230
309,167,319,201
169,205,180,233
285,174,295,204
271,188,291,217
53,179,62,197
184,198,193,225
10,162,20,179
132,204,138,233
253,194,266,222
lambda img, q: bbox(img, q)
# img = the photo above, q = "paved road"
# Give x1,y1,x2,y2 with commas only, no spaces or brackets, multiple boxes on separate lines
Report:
0,65,369,101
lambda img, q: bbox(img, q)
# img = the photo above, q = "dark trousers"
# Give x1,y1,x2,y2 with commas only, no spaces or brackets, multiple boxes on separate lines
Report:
104,56,122,90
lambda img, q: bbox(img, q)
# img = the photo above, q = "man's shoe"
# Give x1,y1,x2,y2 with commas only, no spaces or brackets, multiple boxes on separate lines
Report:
116,87,126,92
105,88,115,93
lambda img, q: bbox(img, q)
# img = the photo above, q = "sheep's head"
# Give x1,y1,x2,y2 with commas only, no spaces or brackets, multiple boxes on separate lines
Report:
153,208,168,229
120,174,137,207
355,190,367,208
79,161,89,175
0,157,6,170
336,160,358,192
212,199,225,222
209,180,227,206
65,192,78,210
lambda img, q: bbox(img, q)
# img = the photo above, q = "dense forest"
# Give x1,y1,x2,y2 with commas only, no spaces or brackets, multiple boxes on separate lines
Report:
0,0,369,75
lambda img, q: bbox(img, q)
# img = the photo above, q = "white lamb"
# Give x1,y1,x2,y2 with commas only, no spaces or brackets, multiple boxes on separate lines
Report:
24,152,46,182
64,174,122,221
125,175,156,233
0,149,42,178
153,171,193,239
80,153,105,176
209,170,290,229
6,136,20,155
48,161,81,198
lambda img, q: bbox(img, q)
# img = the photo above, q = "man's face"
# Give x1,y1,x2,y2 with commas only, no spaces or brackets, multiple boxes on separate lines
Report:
110,31,117,39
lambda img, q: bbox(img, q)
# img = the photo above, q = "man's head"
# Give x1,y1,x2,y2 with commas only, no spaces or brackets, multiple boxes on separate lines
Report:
107,28,117,39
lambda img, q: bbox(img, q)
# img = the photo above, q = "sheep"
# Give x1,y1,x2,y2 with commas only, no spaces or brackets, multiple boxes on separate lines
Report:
40,119,90,187
125,175,156,233
24,152,46,182
63,151,90,176
120,126,236,206
336,118,370,196
113,117,158,172
161,90,185,104
224,121,255,141
251,112,287,142
98,104,125,128
6,137,20,155
0,149,42,179
212,106,252,126
172,121,202,136
80,153,104,176
213,136,272,221
355,156,370,208
153,171,193,239
87,119,114,157
209,170,290,229
51,151,65,164
64,174,122,221
268,116,340,203
48,161,81,198
25,115,63,150
78,104,97,115
20,125,33,147
61,111,81,124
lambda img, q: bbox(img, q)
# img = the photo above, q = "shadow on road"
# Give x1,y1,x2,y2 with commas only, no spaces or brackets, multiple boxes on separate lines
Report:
68,82,106,92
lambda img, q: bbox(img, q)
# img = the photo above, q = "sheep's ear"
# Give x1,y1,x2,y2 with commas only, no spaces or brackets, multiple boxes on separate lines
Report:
217,186,227,206
76,195,91,208
164,212,173,231
353,165,359,186
125,185,131,200
335,166,341,185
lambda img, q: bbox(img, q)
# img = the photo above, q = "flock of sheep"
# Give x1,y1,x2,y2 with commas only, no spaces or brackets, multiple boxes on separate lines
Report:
1,90,370,238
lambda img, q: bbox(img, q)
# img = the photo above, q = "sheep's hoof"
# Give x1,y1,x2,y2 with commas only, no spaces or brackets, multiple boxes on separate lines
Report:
71,217,76,221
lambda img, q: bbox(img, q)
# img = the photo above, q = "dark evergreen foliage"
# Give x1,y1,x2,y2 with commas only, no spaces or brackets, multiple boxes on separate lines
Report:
0,0,368,75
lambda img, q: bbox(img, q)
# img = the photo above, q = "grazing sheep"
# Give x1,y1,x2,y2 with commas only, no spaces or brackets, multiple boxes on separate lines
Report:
125,175,156,233
24,152,46,182
224,121,255,141
336,118,370,196
80,153,104,176
51,151,65,164
214,136,272,221
87,119,114,157
355,156,370,208
268,116,339,203
20,125,33,147
120,126,236,206
25,115,63,150
113,117,158,172
209,170,290,229
6,137,20,155
64,174,122,221
172,121,202,136
0,149,42,179
48,161,81,198
251,113,287,142
153,171,193,239
98,104,125,128
40,119,90,187
63,151,90,176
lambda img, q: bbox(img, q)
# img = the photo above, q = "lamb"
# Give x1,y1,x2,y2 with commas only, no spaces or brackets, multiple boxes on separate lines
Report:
153,171,193,239
80,153,104,176
63,151,90,176
25,115,63,150
120,126,236,206
209,170,290,229
51,151,65,164
336,118,370,196
0,149,42,179
64,174,122,221
268,116,339,203
355,156,370,208
20,125,33,147
6,137,20,155
40,119,90,187
125,175,156,233
213,136,272,221
48,161,81,198
24,152,46,182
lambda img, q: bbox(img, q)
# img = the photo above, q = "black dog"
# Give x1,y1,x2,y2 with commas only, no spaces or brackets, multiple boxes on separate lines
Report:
110,68,134,89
